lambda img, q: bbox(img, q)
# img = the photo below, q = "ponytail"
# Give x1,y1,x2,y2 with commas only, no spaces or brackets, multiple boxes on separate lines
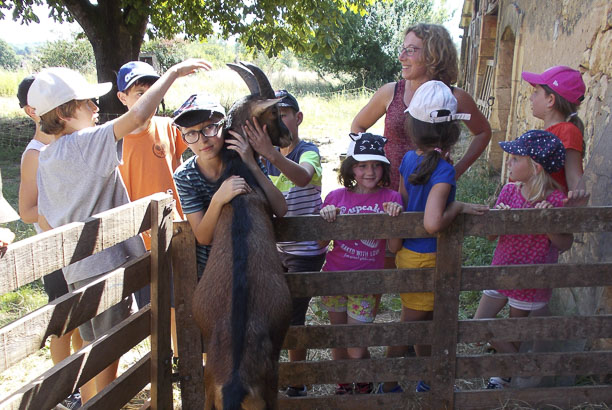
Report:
405,114,460,185
542,84,585,154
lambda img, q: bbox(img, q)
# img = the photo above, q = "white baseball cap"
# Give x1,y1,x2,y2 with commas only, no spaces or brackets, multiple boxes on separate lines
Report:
404,80,471,123
28,67,112,116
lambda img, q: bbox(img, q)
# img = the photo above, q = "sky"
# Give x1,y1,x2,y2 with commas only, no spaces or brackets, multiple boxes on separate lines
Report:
0,0,464,47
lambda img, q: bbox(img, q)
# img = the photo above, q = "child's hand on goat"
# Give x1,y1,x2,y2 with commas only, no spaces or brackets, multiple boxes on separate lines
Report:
243,118,276,160
214,175,252,205
383,202,403,217
226,130,257,168
320,205,340,222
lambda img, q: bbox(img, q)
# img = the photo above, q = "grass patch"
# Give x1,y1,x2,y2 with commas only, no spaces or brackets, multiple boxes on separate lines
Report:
0,281,47,327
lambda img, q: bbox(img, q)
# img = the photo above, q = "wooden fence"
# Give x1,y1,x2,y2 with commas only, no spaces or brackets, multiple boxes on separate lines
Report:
1,196,612,409
172,206,612,409
0,193,174,409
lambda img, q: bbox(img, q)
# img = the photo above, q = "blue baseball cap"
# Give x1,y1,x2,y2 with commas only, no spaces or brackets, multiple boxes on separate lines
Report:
172,94,226,128
117,61,160,92
499,130,565,174
275,89,300,112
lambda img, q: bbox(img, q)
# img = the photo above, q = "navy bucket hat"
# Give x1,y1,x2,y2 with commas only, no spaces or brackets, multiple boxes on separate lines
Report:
499,130,565,174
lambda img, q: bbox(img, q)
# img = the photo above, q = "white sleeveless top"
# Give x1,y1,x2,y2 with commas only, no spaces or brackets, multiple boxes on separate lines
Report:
21,139,47,233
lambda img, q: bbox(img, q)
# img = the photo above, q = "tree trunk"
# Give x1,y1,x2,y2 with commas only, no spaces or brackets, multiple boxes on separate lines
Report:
61,0,149,120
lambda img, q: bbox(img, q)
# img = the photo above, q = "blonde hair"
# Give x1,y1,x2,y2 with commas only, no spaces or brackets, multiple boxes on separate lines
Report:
39,99,84,135
520,157,564,203
404,23,458,86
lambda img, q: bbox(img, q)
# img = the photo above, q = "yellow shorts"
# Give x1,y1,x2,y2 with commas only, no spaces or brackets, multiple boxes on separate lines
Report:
396,247,436,311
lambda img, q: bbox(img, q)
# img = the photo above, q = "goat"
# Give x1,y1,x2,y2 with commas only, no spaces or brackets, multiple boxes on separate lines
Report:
191,62,293,410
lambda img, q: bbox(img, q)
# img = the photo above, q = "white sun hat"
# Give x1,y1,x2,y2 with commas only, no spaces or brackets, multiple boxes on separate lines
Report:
405,80,471,123
28,67,112,116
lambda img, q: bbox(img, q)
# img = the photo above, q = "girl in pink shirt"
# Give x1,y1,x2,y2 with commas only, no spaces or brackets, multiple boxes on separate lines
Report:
474,130,574,389
319,133,403,395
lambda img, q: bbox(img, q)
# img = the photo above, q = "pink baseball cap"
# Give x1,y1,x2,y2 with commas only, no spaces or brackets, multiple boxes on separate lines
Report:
521,66,585,104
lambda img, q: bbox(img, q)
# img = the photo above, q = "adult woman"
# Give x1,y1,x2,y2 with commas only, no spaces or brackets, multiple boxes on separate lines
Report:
351,23,491,191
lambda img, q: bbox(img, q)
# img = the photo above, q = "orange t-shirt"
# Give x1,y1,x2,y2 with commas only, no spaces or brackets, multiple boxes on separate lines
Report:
119,116,188,249
547,122,584,192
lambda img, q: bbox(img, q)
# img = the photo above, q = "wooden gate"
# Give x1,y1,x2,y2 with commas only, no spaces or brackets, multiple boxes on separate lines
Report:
173,206,612,409
0,193,174,409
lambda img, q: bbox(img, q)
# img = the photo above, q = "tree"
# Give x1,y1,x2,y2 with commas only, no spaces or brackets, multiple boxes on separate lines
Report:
305,0,450,88
0,39,20,70
33,38,95,73
1,0,372,115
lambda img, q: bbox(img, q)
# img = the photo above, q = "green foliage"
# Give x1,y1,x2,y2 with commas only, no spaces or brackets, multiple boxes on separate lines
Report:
304,0,450,88
141,38,189,73
0,39,20,70
33,38,95,73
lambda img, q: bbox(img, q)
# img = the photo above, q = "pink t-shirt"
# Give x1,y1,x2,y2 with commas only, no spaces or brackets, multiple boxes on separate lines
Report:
492,183,566,302
322,187,402,272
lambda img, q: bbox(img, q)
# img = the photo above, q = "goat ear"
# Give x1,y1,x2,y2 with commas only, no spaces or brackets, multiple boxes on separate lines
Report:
251,98,282,117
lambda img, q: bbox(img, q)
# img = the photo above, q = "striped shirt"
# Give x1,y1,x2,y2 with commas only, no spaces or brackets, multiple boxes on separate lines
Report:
173,155,268,269
266,140,327,256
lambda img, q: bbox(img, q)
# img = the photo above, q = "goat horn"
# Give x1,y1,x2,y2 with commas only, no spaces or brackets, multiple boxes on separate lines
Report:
240,61,275,99
227,63,261,96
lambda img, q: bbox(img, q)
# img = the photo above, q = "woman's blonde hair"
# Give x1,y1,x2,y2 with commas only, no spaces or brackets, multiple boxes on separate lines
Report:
404,23,458,86
521,157,564,203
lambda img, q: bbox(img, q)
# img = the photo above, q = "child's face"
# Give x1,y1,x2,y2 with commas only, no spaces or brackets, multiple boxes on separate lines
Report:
118,84,151,110
352,160,384,193
181,118,225,160
68,99,99,131
279,107,302,141
529,85,551,120
506,154,535,182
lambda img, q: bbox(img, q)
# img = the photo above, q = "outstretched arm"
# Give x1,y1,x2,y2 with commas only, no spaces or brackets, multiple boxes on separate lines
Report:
424,183,488,234
18,150,40,224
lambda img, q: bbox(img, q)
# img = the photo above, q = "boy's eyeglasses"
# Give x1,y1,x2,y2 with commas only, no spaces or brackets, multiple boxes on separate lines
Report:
398,46,421,56
182,120,225,144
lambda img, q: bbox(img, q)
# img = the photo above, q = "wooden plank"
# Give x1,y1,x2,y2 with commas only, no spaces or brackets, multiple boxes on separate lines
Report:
285,268,434,297
283,321,432,350
278,391,426,409
0,255,150,372
456,351,612,378
171,221,205,410
463,207,612,236
0,307,150,410
274,212,432,242
278,357,429,386
149,196,174,410
83,353,150,410
461,263,612,290
430,218,464,409
458,315,612,343
0,194,158,294
454,385,612,410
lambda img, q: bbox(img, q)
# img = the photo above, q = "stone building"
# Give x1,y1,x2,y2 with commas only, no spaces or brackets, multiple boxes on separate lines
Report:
459,0,612,367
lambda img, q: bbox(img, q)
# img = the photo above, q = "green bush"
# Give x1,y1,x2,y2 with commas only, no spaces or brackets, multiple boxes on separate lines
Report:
141,39,189,73
0,39,20,70
33,38,95,73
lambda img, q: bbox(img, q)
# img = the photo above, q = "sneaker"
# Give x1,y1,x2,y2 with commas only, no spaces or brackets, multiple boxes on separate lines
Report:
354,382,373,394
486,377,511,389
416,380,430,392
61,392,82,409
375,383,404,394
285,385,307,397
335,383,354,395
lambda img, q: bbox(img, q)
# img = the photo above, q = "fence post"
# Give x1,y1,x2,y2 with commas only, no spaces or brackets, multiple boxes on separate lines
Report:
171,221,205,408
150,195,174,409
430,216,464,409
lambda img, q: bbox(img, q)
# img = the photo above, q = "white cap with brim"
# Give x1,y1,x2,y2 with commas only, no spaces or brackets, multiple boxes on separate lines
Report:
346,132,390,164
0,170,19,224
28,67,112,116
404,80,471,123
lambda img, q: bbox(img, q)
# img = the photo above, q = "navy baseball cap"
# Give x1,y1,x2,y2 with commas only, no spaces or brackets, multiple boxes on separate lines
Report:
117,61,160,92
275,89,300,112
499,130,565,174
172,93,226,128
17,75,35,108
